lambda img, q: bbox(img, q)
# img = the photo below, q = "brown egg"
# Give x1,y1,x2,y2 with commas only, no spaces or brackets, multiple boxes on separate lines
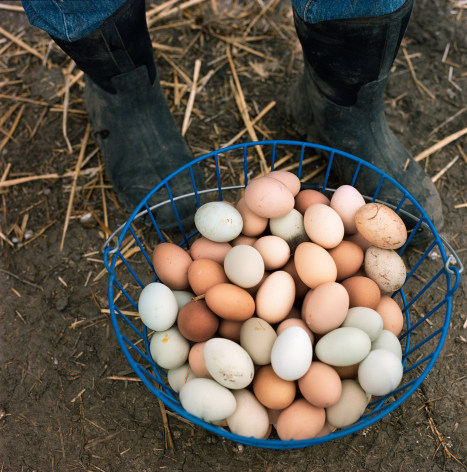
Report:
231,234,257,247
217,319,243,342
283,258,309,299
267,170,301,197
253,235,290,270
328,241,364,281
375,295,404,336
333,363,360,379
294,242,337,289
205,283,255,321
253,365,296,410
341,276,381,309
276,318,314,344
298,362,342,408
177,300,219,342
276,399,326,440
244,176,295,218
295,189,330,214
187,258,228,295
301,282,349,334
189,237,231,264
152,242,192,290
188,342,211,378
236,197,268,237
255,271,295,324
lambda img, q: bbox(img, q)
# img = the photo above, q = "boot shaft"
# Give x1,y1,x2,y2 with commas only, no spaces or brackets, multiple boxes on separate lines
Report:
293,0,413,106
51,0,156,93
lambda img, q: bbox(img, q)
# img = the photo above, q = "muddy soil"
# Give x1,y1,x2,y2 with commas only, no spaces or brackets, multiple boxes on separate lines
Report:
1,1,466,471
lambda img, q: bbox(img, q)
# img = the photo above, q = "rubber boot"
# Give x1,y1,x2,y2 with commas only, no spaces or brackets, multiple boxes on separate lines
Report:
51,0,203,229
288,0,444,242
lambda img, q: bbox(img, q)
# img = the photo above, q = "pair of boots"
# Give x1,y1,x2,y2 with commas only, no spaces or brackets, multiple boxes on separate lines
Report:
51,0,443,237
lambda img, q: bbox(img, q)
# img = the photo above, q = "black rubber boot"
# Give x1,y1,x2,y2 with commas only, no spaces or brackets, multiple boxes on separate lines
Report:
52,0,203,229
288,0,444,241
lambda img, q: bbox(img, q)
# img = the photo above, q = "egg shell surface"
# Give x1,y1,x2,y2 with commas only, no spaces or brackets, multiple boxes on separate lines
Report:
188,342,211,378
167,364,197,393
179,378,237,424
294,242,337,288
137,282,178,331
267,170,301,196
240,317,277,365
205,283,255,321
187,258,228,295
255,271,296,324
330,185,366,234
149,327,190,370
152,242,192,290
253,236,290,271
223,245,265,288
194,201,243,242
355,203,407,249
298,362,342,408
177,300,219,342
244,176,295,218
304,203,345,249
341,276,381,309
203,338,255,389
342,306,384,341
189,237,232,264
253,365,297,410
276,399,326,440
295,189,330,214
235,197,268,237
375,295,404,336
271,326,313,381
371,330,403,360
364,246,407,293
315,327,371,366
269,209,308,248
328,241,364,281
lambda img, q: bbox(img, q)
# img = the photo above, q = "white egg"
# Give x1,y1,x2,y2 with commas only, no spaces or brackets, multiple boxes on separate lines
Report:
138,282,178,331
358,349,403,396
371,330,403,360
179,378,237,424
315,327,371,366
227,389,270,439
149,327,189,370
271,326,313,381
167,363,197,393
203,338,255,389
269,209,308,246
342,307,384,341
224,245,265,288
194,201,243,242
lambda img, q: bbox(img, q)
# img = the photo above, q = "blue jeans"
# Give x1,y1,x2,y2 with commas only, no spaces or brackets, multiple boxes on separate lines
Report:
22,0,407,42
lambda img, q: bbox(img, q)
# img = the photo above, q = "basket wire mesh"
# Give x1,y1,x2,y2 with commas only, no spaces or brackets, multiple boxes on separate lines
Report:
103,140,461,449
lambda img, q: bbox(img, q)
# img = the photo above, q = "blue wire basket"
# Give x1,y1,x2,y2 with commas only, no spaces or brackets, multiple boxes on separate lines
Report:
103,140,462,449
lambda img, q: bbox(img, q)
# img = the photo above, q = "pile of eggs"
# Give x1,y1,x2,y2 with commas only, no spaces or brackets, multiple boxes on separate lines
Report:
138,170,409,441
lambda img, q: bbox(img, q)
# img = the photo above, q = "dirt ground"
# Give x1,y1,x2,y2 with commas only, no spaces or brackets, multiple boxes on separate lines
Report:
1,0,466,471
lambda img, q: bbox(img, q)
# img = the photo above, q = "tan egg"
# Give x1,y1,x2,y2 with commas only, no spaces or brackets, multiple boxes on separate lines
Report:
231,234,257,247
333,363,360,380
295,189,330,215
205,283,255,321
283,258,309,299
253,235,290,270
298,362,342,408
375,295,404,336
276,318,314,344
224,245,265,288
187,259,228,295
240,317,277,365
364,246,407,293
188,342,211,378
252,365,296,410
267,170,301,196
294,242,337,289
341,276,381,309
236,197,268,237
189,237,232,264
255,271,295,324
304,203,345,249
355,203,407,249
330,185,366,234
244,176,295,218
152,242,192,290
328,241,364,281
217,319,243,342
177,300,219,342
276,399,326,440
301,282,349,334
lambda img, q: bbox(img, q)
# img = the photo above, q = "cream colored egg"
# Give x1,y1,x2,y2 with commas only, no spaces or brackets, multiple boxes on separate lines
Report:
253,235,290,270
224,244,265,288
240,317,277,365
304,203,344,249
